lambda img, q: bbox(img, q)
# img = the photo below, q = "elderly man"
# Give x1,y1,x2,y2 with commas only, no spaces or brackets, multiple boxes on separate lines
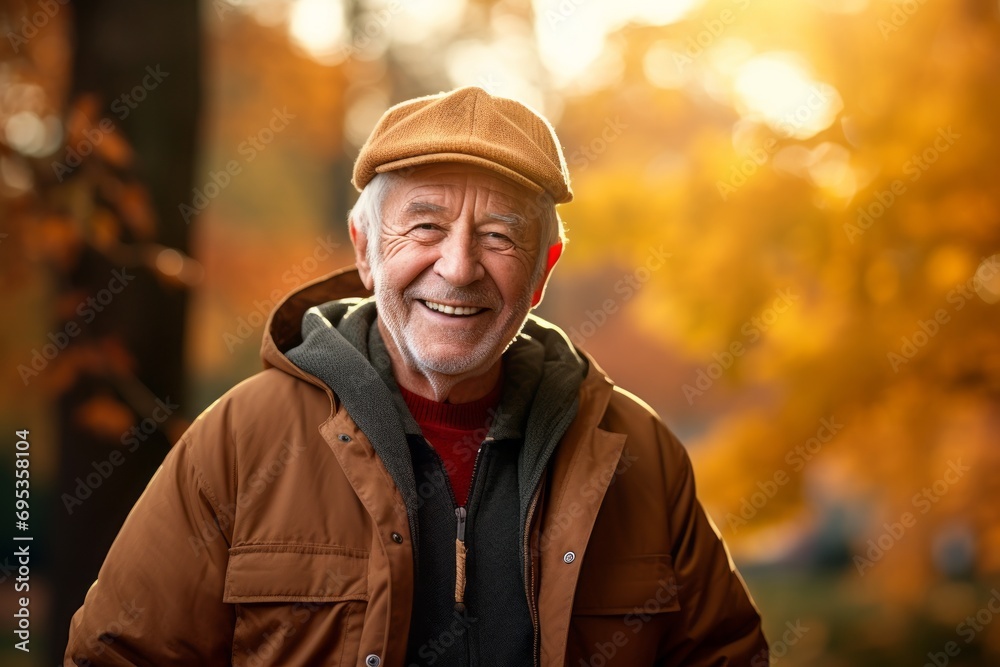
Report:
66,87,767,666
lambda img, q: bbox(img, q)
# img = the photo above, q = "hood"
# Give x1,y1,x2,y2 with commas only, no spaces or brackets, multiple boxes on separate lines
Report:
261,265,373,380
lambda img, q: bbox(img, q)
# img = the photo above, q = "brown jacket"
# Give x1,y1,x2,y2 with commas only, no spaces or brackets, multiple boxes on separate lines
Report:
65,267,767,666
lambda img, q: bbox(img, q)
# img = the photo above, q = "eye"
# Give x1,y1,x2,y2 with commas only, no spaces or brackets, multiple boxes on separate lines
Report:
481,231,514,251
407,223,445,241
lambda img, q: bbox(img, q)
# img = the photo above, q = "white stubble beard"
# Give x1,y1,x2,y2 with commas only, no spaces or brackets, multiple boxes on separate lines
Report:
371,259,534,387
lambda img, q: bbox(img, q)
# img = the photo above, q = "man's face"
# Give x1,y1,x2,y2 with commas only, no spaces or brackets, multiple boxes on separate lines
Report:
362,163,543,378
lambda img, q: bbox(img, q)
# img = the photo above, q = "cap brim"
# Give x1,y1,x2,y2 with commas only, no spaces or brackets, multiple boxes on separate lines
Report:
375,153,547,197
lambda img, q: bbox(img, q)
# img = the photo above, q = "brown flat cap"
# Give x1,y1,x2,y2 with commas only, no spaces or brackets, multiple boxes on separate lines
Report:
352,86,573,203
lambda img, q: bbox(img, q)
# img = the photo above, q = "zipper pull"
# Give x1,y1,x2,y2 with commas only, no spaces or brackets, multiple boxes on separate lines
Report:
455,506,467,612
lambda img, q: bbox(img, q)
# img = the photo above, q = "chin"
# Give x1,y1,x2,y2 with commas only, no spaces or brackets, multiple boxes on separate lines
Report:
411,346,498,377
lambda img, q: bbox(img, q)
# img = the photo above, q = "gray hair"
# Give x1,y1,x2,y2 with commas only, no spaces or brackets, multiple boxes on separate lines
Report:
349,171,565,282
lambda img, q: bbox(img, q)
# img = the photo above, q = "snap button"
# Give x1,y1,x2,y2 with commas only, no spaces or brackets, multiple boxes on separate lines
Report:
338,434,351,443
563,551,576,564
365,654,381,667
391,532,403,544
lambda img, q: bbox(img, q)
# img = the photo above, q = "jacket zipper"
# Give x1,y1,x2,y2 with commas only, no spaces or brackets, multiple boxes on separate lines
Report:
454,441,486,610
421,438,486,667
422,439,487,611
454,506,468,611
523,483,542,667
458,441,487,667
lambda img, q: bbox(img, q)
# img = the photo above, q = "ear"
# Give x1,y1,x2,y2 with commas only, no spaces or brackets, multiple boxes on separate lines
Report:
530,240,563,308
349,218,375,291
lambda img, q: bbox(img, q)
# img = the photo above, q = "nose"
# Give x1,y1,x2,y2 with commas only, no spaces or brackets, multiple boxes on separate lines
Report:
434,226,484,287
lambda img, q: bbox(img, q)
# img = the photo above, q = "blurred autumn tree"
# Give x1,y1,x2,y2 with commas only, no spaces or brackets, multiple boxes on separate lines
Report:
556,0,1000,564
540,1,1000,663
1,0,200,659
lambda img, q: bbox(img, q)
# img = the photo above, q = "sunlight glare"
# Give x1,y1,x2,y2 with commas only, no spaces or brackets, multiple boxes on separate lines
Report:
533,0,703,87
4,111,47,156
644,40,689,89
975,254,1000,304
390,0,465,45
732,52,842,140
288,0,347,65
445,38,547,114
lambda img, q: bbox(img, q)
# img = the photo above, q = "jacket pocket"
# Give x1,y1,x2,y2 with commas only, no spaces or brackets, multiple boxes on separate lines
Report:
567,554,681,666
224,544,369,667
572,553,680,615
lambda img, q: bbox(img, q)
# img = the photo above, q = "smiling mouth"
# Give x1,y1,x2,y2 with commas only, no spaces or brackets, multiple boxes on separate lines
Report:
420,300,486,317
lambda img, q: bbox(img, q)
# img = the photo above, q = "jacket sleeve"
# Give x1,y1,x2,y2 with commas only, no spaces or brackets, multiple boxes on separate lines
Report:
657,424,769,666
64,398,238,666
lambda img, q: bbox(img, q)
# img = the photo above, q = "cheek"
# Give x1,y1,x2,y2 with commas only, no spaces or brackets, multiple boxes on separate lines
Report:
487,258,535,307
377,244,437,287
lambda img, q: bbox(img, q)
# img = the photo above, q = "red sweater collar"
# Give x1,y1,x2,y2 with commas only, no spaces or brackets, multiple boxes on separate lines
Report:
399,377,503,431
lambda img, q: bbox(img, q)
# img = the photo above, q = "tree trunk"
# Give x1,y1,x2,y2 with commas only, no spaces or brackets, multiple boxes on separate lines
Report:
49,0,200,660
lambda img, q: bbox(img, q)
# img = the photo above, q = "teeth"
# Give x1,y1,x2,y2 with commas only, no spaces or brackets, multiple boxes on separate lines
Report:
423,300,484,316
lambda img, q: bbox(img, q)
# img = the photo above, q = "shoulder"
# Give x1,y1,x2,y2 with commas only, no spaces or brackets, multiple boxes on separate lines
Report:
217,367,328,412
174,369,333,492
591,384,695,496
602,386,685,453
190,368,330,441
